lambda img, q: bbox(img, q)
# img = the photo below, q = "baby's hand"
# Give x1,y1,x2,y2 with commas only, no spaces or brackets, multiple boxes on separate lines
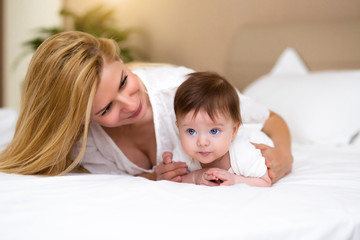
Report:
205,168,236,186
187,168,220,186
201,170,223,185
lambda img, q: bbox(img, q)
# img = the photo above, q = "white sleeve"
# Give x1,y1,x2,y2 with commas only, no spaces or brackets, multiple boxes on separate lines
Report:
238,91,270,126
237,128,274,147
172,143,201,172
229,137,267,178
133,65,194,91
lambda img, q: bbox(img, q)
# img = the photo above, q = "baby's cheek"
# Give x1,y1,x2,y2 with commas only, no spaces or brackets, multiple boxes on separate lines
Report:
216,139,232,156
180,137,194,156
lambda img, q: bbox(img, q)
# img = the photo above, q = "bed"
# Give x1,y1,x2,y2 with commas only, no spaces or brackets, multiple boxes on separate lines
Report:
1,21,360,240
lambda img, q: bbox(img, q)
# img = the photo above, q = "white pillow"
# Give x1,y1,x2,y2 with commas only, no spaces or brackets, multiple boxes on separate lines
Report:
270,47,309,75
0,108,18,151
244,48,360,146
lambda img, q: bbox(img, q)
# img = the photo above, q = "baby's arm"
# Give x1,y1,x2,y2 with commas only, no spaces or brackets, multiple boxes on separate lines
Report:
182,169,220,186
206,168,272,187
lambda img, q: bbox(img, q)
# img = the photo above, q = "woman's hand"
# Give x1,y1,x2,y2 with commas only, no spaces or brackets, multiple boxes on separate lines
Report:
154,152,188,182
260,111,294,183
252,143,293,183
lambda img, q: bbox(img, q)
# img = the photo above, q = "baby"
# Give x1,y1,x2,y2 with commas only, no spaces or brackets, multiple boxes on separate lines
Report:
171,71,272,187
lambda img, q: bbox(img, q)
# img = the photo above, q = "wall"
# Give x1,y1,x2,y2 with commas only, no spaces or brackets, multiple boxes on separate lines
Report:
3,0,62,109
3,0,360,109
0,0,3,106
63,0,360,76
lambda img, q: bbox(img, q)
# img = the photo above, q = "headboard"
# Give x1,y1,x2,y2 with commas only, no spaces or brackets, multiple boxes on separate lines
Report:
225,20,360,90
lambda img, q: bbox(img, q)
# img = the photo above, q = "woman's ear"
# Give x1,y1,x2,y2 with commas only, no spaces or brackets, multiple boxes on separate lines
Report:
232,122,241,140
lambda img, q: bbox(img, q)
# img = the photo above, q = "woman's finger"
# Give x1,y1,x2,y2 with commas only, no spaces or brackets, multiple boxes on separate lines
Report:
265,157,271,168
251,142,270,150
158,164,188,180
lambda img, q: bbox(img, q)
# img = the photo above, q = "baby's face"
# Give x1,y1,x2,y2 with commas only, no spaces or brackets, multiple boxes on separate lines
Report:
176,109,239,167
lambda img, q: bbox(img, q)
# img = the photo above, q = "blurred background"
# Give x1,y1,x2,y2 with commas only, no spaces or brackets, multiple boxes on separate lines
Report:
1,0,360,110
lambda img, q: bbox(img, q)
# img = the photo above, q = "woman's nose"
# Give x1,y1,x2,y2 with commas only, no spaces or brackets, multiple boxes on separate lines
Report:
117,94,137,113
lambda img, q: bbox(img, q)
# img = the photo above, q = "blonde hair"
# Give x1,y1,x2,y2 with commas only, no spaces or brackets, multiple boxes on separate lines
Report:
0,31,120,175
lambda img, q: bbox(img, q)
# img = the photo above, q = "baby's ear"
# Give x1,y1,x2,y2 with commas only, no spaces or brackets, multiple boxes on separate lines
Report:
175,121,179,128
232,122,241,140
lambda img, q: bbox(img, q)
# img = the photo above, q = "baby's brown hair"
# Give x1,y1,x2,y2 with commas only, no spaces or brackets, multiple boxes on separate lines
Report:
174,71,241,124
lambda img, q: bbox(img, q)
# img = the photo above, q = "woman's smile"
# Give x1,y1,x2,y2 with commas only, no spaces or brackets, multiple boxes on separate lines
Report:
127,101,142,119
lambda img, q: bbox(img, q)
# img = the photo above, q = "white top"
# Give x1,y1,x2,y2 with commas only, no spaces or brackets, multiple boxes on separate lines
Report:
172,128,274,177
72,65,270,175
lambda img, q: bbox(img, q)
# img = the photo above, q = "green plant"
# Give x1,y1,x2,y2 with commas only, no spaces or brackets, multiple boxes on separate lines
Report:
20,5,142,64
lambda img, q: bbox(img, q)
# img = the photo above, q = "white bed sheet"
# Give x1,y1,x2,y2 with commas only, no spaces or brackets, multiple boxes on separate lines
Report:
1,144,359,240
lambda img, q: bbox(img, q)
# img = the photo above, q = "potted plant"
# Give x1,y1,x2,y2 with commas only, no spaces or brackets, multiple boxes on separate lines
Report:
18,5,144,65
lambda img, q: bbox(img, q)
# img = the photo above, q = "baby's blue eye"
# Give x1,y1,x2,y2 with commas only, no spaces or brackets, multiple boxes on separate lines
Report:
210,129,220,135
187,129,197,135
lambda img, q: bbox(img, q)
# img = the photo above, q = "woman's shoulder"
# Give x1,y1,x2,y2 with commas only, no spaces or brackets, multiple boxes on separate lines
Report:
128,62,194,91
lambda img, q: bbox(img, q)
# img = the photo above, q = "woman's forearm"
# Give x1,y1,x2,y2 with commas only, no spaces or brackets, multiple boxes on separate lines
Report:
263,111,291,152
137,172,157,180
261,111,293,182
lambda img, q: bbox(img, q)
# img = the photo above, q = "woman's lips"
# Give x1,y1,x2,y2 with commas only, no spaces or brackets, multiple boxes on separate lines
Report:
127,101,142,119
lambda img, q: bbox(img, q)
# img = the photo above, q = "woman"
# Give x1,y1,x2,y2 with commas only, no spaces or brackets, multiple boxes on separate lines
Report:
0,31,292,183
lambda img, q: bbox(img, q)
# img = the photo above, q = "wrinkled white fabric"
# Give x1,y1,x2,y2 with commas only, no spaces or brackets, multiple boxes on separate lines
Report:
2,144,360,240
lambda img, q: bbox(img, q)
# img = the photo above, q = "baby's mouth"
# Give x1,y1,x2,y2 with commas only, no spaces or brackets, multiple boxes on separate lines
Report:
198,151,210,157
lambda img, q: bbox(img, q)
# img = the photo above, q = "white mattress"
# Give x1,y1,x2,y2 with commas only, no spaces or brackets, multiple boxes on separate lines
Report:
1,143,359,240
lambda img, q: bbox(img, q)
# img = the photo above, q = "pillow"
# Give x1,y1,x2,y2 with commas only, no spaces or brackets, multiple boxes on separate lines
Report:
0,108,18,151
244,48,360,146
270,47,309,75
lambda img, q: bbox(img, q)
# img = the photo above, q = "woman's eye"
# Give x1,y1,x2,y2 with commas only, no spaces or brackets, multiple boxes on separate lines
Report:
210,129,220,135
120,75,128,88
186,129,197,135
101,102,112,116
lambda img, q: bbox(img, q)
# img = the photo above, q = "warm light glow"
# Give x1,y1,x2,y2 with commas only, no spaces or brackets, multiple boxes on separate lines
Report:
105,0,127,6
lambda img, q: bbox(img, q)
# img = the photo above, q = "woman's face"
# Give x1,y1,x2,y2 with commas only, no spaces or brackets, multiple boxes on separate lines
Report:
91,59,149,128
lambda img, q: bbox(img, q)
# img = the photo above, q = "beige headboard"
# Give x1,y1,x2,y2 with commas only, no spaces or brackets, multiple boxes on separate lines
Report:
225,20,360,91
